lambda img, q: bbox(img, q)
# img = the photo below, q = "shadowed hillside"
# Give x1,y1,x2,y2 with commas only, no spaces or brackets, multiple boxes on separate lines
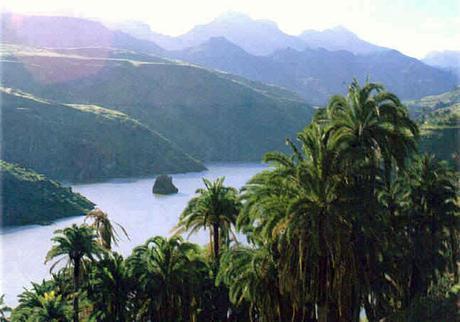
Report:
1,45,314,162
1,160,95,226
1,87,205,182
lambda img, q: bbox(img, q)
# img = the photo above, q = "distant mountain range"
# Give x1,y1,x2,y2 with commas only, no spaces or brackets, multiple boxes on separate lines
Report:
171,37,456,105
3,12,454,106
423,50,460,80
111,12,387,56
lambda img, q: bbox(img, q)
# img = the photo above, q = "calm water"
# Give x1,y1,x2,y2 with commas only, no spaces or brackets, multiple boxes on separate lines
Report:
0,163,265,306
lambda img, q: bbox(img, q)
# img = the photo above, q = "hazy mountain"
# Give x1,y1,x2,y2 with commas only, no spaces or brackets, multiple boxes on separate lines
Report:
423,50,460,80
298,26,387,54
148,12,306,55
1,44,314,162
1,86,205,182
114,13,387,56
174,38,458,105
1,160,94,226
1,13,164,55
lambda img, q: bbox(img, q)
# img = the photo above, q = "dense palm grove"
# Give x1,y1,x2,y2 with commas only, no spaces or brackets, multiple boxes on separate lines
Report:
4,81,459,321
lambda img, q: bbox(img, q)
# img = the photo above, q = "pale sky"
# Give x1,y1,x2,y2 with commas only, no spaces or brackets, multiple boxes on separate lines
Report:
2,0,460,58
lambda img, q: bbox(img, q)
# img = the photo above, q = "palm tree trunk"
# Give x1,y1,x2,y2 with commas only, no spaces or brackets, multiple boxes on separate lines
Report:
73,259,80,322
449,227,458,282
213,223,220,260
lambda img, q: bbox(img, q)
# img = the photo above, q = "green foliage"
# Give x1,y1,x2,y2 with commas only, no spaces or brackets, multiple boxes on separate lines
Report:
0,160,94,226
126,236,211,321
174,177,241,260
406,88,460,167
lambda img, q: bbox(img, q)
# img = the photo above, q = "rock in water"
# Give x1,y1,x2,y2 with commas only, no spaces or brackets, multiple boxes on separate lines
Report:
152,175,179,194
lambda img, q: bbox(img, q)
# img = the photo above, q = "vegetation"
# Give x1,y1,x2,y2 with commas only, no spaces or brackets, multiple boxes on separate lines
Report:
1,44,314,162
0,160,94,226
1,87,205,182
174,177,241,261
5,81,459,321
406,87,460,167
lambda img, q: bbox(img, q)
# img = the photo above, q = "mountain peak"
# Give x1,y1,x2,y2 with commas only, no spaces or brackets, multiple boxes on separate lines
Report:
174,11,303,55
299,26,386,55
214,11,253,23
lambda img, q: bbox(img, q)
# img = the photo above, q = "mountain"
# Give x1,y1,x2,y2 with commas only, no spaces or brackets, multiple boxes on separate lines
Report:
148,12,306,55
1,86,205,182
4,14,455,106
1,44,314,162
174,38,458,105
1,13,164,55
1,160,94,226
423,50,460,80
298,26,387,54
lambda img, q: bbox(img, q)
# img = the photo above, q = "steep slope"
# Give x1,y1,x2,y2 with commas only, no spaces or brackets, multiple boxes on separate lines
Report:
1,160,94,226
423,51,460,80
298,26,387,54
175,39,457,105
1,45,314,162
1,87,205,182
1,13,164,55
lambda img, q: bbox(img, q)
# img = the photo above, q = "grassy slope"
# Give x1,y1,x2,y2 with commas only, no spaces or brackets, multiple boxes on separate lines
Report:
1,87,205,182
406,88,460,167
0,160,94,226
0,44,314,161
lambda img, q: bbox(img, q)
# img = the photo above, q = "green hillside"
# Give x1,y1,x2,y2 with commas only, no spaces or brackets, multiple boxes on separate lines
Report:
1,87,205,182
406,87,460,119
406,88,459,167
0,44,314,161
0,160,94,226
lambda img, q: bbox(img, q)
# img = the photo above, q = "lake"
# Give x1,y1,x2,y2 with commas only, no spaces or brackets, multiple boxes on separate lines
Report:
0,162,265,306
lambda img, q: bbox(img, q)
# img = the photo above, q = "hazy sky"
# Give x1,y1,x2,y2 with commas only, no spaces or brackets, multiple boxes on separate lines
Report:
2,0,459,58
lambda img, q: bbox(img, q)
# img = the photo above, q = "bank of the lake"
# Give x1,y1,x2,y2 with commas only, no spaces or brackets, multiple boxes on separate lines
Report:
0,163,265,307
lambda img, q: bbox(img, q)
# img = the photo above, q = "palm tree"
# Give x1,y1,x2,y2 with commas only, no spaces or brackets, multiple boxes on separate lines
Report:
325,79,418,183
217,245,285,322
323,80,419,320
85,208,129,250
240,123,354,321
11,279,70,322
126,236,205,321
86,252,130,322
402,155,458,302
0,295,11,322
174,177,240,261
45,224,103,322
27,291,71,322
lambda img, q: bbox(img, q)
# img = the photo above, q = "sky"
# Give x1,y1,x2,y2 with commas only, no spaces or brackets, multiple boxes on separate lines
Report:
2,0,459,58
